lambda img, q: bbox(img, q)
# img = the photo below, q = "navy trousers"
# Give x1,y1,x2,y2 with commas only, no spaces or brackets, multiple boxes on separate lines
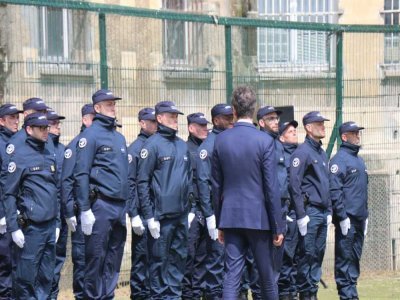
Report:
240,250,261,299
83,198,127,300
71,221,85,300
130,224,150,300
148,213,188,300
49,217,68,299
0,232,12,299
334,218,365,300
296,205,328,295
12,219,56,299
223,228,277,300
182,212,224,300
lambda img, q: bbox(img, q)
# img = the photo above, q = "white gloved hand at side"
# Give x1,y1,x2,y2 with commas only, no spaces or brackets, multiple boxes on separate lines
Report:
206,215,218,240
147,218,160,239
188,212,195,229
340,217,351,236
12,229,25,248
131,215,145,236
0,217,6,234
297,215,310,236
327,214,332,226
55,227,60,243
66,216,77,232
80,209,96,236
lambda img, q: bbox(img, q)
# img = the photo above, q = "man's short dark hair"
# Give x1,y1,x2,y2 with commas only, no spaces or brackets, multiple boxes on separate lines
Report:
231,86,257,119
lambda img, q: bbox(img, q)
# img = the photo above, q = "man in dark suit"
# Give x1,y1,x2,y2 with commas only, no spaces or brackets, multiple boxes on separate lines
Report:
211,86,284,300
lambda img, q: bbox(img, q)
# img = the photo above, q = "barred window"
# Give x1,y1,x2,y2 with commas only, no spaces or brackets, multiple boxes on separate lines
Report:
39,7,72,62
384,0,400,64
258,0,338,70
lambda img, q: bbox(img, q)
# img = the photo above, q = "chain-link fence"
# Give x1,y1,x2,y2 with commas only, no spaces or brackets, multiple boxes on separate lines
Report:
0,0,400,296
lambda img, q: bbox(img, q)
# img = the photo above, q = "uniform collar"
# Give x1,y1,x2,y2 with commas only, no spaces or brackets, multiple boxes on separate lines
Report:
188,134,203,146
0,126,15,139
94,113,117,129
282,142,298,154
305,135,323,152
340,141,360,155
138,129,152,139
80,124,87,133
49,133,60,145
157,124,177,139
233,122,256,129
212,126,225,134
261,127,278,139
26,135,46,152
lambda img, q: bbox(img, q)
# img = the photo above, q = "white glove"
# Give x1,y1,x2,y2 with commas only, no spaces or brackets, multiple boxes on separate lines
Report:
66,216,77,232
188,213,195,229
55,227,60,243
147,218,160,239
327,215,332,226
286,215,294,222
340,217,351,236
80,209,96,236
0,217,6,234
131,215,145,236
12,229,25,248
206,215,218,240
297,215,310,236
364,218,368,237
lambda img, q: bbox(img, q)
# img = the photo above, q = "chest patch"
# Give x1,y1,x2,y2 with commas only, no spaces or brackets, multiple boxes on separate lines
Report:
199,149,207,160
64,149,72,159
8,162,16,173
140,149,148,159
128,154,133,164
292,157,300,167
330,164,338,174
6,144,14,155
78,138,87,148
29,166,43,172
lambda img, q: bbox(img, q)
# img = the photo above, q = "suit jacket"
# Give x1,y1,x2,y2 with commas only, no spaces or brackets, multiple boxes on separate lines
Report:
211,121,284,234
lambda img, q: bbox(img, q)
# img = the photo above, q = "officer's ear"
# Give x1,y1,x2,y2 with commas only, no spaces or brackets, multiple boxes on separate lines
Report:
26,125,34,136
94,103,101,114
258,119,265,128
341,133,348,142
156,113,163,124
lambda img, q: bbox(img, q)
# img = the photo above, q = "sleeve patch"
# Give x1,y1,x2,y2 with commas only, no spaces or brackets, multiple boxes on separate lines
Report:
78,138,87,148
292,157,300,167
128,154,133,163
8,162,16,173
140,149,148,159
6,144,14,155
64,149,72,159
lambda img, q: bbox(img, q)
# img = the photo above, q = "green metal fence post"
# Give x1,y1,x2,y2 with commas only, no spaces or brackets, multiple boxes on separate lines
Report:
99,12,108,89
327,30,343,158
225,25,233,103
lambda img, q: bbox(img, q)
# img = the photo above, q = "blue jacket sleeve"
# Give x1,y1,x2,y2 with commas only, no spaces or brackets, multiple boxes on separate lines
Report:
211,144,223,227
137,141,157,220
329,158,348,221
262,139,285,235
197,148,214,218
289,150,309,219
127,151,139,218
74,133,96,212
3,160,24,232
61,145,77,219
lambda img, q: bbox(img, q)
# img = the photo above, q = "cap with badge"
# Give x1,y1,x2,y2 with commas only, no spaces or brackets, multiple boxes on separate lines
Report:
279,120,298,135
24,112,49,127
138,107,156,121
211,104,233,118
47,110,65,121
187,112,210,125
92,89,122,105
81,104,95,117
302,111,330,125
257,106,282,121
23,97,48,111
155,101,183,115
339,121,365,135
0,104,23,117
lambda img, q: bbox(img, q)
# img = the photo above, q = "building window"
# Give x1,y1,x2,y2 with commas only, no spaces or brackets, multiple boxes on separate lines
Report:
258,0,338,70
39,7,72,62
384,0,400,64
163,0,189,64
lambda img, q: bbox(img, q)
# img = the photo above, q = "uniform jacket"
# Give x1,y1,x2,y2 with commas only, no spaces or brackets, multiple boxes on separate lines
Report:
3,135,58,232
329,142,368,221
74,114,129,212
186,134,203,213
0,126,15,219
211,122,284,234
137,124,193,221
289,135,330,219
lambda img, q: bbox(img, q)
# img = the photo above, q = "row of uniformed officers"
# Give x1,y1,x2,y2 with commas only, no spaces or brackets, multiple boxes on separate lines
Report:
0,85,368,300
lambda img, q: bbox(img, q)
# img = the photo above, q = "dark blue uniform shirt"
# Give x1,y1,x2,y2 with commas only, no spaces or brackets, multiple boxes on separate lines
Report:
289,136,330,219
137,124,193,221
329,142,368,221
0,127,15,219
74,114,129,212
3,135,58,232
127,130,151,218
186,134,203,213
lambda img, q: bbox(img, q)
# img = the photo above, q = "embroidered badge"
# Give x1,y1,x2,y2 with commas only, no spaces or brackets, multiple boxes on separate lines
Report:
78,138,87,148
140,149,148,159
199,149,208,160
8,162,16,173
292,157,300,167
64,149,72,159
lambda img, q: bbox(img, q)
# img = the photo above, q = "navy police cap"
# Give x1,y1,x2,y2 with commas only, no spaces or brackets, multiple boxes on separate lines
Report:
24,112,49,127
257,106,282,121
81,104,95,117
302,111,330,126
0,104,23,117
92,89,122,105
279,120,298,135
187,112,210,125
211,104,233,118
155,101,184,115
47,110,65,121
23,97,48,111
339,121,365,135
138,107,156,121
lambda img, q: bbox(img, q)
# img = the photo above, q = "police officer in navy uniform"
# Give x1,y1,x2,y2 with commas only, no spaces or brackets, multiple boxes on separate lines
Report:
329,122,368,300
74,89,129,299
0,104,23,299
61,104,95,300
127,107,157,300
193,104,233,300
47,110,67,300
3,112,58,299
211,86,284,300
137,101,192,299
289,111,331,300
278,120,300,300
182,112,210,300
